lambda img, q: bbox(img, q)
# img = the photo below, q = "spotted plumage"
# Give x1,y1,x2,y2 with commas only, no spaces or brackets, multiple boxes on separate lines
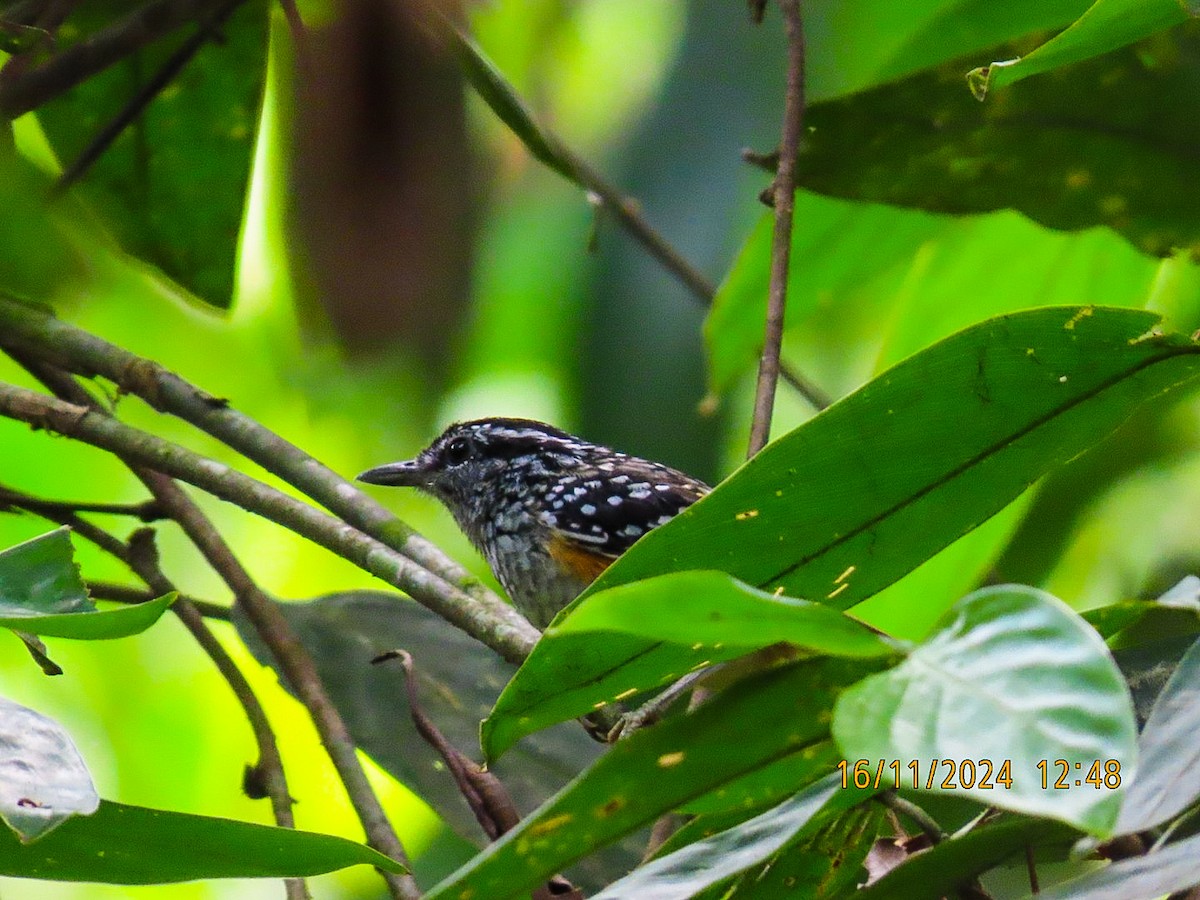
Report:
357,418,709,628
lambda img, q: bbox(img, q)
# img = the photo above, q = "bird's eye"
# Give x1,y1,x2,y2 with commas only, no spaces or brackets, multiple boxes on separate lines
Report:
443,436,472,466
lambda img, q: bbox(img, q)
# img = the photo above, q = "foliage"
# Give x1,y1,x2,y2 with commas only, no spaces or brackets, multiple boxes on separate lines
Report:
1,1,1200,899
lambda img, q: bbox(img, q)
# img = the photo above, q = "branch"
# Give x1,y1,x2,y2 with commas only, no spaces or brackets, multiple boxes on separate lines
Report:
0,0,232,118
85,579,231,620
747,0,806,456
9,356,415,899
446,23,828,410
0,487,164,521
0,296,533,653
0,478,308,899
0,376,538,663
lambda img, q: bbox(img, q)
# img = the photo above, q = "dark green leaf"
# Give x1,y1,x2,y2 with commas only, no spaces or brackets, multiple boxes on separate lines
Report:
482,571,895,759
712,804,883,900
426,659,866,900
1115,635,1200,833
968,0,1193,98
590,775,873,900
232,591,637,890
0,697,98,842
797,25,1200,257
1035,830,1200,899
0,799,403,882
489,308,1200,751
833,586,1136,836
37,3,269,306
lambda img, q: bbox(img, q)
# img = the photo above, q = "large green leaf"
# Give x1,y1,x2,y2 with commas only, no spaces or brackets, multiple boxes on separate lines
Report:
0,528,176,638
427,659,864,900
1115,634,1200,833
36,2,269,307
483,571,895,758
0,799,403,882
795,25,1200,257
488,308,1200,750
833,586,1137,836
0,697,98,842
968,0,1195,98
590,774,872,900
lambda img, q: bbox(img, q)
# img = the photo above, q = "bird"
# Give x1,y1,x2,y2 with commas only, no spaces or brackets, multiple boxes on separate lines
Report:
357,417,710,628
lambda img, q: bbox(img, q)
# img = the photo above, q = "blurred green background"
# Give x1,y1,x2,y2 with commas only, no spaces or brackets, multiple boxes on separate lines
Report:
2,0,1199,896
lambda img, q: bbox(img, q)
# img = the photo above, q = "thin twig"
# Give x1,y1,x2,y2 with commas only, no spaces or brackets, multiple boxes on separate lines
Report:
747,0,806,457
54,0,250,193
0,487,164,521
85,579,231,620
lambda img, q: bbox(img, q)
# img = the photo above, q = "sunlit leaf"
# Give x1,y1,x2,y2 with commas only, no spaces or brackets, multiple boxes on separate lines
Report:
0,697,98,842
0,527,176,638
833,586,1137,836
0,799,403,882
968,0,1194,99
483,571,895,759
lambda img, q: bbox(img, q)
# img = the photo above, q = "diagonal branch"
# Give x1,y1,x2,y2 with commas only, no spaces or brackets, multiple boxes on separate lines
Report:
0,294,509,622
0,375,538,663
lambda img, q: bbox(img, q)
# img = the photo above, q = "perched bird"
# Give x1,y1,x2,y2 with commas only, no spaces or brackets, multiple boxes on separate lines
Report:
357,417,710,628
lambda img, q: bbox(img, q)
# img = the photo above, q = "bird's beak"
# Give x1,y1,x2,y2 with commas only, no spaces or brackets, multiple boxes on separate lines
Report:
356,459,427,487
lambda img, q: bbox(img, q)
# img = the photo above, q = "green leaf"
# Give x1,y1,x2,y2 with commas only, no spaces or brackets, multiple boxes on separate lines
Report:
711,803,883,900
590,774,872,900
0,528,91,616
1033,830,1200,899
796,26,1200,257
427,659,865,900
483,571,894,760
968,0,1194,99
1115,634,1200,833
0,592,177,640
0,799,403,882
0,527,176,639
833,585,1137,836
36,3,269,307
489,307,1200,751
857,816,1076,899
0,697,98,842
